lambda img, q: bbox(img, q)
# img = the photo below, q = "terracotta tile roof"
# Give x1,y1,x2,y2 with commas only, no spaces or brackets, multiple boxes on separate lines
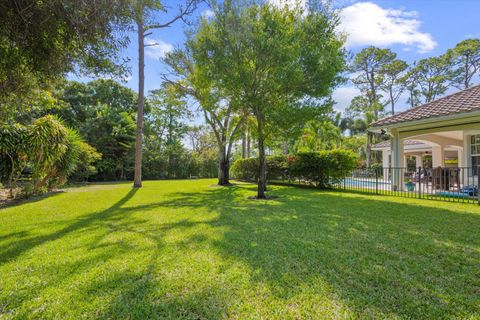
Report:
371,85,480,127
372,139,425,149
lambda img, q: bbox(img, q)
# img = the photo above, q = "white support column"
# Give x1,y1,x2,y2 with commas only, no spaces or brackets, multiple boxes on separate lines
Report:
463,132,469,168
432,145,444,167
458,148,465,186
415,155,423,169
457,149,464,168
382,149,390,180
391,131,404,191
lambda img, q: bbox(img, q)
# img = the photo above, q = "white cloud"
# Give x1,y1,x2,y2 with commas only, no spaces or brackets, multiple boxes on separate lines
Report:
145,38,174,60
201,9,215,18
332,86,361,112
339,2,437,53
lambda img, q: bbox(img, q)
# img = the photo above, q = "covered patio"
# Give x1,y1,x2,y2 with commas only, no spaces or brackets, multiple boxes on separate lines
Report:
370,85,480,196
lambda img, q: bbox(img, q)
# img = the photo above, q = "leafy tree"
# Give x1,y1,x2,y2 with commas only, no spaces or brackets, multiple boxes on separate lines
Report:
399,64,422,108
343,95,378,166
380,59,408,115
350,47,402,168
56,80,138,180
350,46,396,119
268,99,333,155
0,0,130,104
413,55,454,103
186,125,215,153
163,47,246,185
145,85,191,179
447,38,480,89
69,142,102,182
296,120,342,152
57,79,138,128
0,89,64,124
82,105,136,180
340,135,366,162
190,1,345,198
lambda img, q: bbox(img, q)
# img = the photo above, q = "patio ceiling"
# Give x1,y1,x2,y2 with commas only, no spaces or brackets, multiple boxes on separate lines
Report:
373,131,464,151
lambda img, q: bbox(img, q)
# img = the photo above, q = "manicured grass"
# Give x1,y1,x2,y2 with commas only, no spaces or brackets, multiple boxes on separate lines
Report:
1,180,480,319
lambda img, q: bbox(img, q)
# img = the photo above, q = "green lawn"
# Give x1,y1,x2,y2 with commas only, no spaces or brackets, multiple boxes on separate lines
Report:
1,180,479,319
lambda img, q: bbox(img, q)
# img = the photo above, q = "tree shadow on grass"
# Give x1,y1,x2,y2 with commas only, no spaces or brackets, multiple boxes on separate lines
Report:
84,240,230,320
1,185,232,319
0,190,64,209
138,184,480,319
2,182,480,318
0,188,139,265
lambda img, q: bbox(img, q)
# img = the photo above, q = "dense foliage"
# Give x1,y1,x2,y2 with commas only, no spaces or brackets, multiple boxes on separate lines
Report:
0,0,130,105
231,150,357,188
0,115,99,197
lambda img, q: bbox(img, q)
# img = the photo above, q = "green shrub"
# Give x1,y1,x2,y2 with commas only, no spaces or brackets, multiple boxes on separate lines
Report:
231,158,259,180
266,156,289,180
290,150,357,187
231,149,357,188
69,142,102,181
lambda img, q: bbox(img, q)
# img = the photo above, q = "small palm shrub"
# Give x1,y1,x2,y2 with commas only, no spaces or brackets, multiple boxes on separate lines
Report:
0,115,100,198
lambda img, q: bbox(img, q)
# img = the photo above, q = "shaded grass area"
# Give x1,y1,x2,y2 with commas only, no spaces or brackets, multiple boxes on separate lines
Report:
0,179,479,319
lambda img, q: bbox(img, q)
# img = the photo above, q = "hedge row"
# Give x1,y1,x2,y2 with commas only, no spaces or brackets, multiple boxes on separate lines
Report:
231,150,357,188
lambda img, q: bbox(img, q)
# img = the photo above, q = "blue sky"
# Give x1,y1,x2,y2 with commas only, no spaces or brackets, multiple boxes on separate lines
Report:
78,0,480,115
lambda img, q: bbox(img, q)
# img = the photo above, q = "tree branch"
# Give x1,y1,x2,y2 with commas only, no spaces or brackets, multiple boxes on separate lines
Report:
144,0,199,31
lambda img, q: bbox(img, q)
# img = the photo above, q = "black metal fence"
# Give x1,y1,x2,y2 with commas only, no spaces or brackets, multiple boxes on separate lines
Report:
331,167,480,204
267,166,480,205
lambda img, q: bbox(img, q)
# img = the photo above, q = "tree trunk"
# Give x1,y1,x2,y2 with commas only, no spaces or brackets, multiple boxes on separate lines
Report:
217,146,230,185
256,113,266,199
465,58,469,89
390,90,395,115
282,140,288,155
365,132,372,168
246,125,251,158
241,132,246,158
133,18,144,188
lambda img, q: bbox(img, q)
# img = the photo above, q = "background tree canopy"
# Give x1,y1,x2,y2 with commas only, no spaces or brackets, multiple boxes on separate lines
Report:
0,0,131,105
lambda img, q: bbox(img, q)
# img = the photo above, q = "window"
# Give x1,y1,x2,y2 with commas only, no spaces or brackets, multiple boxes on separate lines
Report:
471,135,480,175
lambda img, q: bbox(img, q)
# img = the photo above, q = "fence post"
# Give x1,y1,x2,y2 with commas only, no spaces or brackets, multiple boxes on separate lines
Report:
417,166,422,199
375,168,378,195
477,166,480,205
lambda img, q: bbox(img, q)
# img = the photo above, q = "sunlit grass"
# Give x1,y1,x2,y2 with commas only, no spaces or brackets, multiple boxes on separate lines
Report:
1,179,479,319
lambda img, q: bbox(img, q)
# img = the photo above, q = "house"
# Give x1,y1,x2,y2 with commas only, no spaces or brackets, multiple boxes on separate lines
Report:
369,84,480,191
